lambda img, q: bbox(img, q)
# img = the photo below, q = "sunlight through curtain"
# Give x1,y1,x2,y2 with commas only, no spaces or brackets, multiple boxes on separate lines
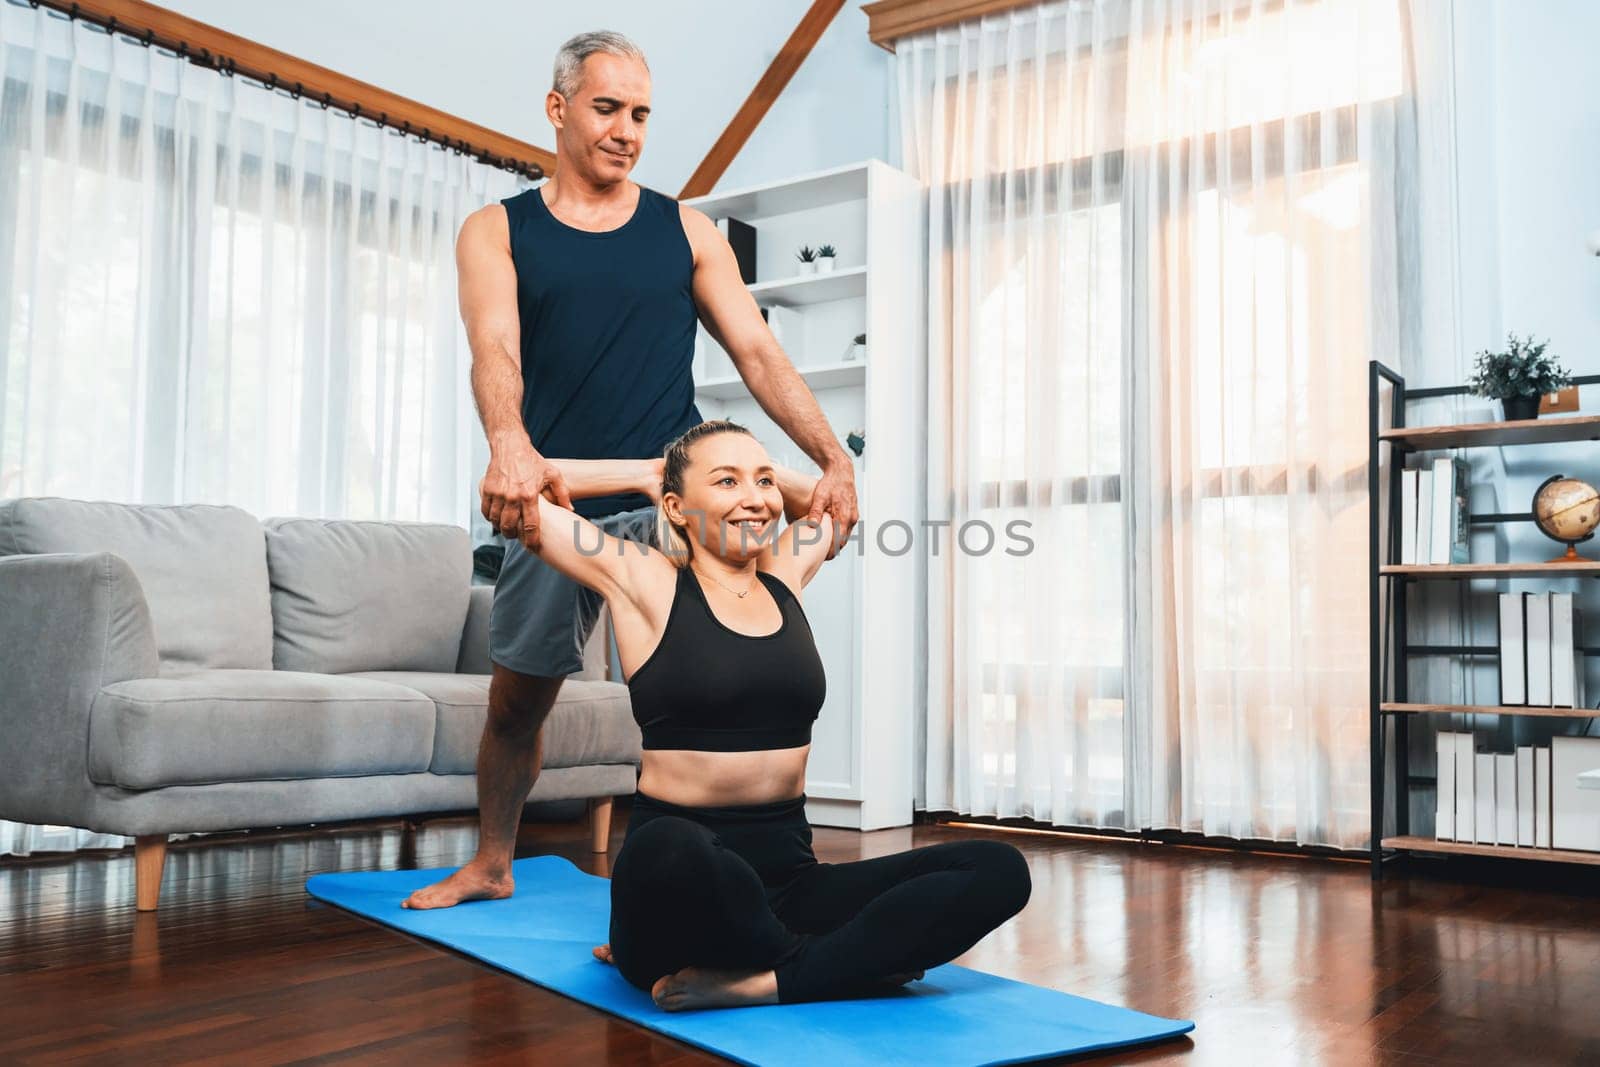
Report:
0,2,524,855
896,0,1414,847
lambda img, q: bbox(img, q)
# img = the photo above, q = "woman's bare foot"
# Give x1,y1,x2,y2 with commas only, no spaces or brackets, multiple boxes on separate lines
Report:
593,943,614,964
401,860,513,910
651,966,779,1011
877,969,925,989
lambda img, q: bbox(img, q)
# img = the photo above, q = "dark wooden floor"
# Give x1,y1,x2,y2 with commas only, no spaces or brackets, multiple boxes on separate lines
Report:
4,805,1599,1066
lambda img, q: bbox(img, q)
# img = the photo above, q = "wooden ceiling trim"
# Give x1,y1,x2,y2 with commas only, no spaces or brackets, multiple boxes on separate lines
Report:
32,0,556,179
861,0,1043,53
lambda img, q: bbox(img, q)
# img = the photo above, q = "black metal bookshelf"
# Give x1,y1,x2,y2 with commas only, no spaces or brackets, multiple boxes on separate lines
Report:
1368,360,1600,879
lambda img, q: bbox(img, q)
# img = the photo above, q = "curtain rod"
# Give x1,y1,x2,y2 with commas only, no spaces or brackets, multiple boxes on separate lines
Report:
15,0,554,181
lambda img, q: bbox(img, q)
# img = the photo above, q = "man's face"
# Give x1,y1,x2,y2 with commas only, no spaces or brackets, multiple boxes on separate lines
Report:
548,52,650,183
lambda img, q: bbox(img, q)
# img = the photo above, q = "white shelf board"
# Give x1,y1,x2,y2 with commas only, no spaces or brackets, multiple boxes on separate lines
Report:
683,160,871,221
696,360,866,400
748,265,866,307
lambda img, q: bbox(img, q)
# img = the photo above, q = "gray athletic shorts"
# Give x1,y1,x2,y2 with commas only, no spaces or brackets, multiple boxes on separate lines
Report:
488,504,659,679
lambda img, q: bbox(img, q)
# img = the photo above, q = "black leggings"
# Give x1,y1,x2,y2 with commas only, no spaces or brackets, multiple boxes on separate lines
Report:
607,790,1032,1004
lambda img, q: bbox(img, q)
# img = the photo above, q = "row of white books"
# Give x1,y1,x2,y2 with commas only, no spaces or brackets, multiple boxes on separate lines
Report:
1400,456,1470,565
1435,734,1600,851
1497,591,1587,706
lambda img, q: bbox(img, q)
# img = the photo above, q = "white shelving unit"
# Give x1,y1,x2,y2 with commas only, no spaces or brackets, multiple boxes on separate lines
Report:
683,159,926,831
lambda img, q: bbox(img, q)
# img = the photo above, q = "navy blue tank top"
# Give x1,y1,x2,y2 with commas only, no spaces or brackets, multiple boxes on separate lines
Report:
502,183,703,518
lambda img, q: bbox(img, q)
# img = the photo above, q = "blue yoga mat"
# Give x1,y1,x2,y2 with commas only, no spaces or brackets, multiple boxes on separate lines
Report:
306,855,1193,1067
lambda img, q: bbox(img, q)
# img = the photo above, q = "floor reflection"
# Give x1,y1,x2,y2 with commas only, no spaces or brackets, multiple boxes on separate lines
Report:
4,809,1599,1065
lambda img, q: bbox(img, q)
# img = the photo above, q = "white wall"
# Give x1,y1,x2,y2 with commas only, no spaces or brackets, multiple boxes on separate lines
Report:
159,0,891,196
1486,0,1600,562
1492,0,1600,376
1420,0,1600,777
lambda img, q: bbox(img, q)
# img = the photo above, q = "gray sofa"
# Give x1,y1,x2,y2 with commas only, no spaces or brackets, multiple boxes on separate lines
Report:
0,496,642,910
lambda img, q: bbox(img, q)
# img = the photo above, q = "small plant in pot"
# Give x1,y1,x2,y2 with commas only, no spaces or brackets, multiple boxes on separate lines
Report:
1467,333,1570,421
796,245,818,276
816,243,837,274
842,332,865,362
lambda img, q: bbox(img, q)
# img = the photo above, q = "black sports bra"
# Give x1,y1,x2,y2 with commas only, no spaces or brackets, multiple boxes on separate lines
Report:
625,565,826,752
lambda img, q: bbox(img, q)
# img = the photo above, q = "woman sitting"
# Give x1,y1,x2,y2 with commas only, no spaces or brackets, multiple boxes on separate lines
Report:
527,419,1031,1010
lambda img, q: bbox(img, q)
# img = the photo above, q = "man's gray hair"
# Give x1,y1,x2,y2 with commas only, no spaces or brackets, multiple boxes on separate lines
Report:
553,30,649,99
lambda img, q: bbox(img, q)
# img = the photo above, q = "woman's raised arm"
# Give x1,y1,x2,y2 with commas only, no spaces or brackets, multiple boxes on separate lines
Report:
512,456,667,602
764,463,834,591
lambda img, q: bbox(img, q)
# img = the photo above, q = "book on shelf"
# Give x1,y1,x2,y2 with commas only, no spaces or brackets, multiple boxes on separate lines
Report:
1416,467,1434,566
715,216,757,284
1498,592,1526,705
1430,456,1470,564
1550,736,1600,853
1526,591,1552,706
1401,467,1419,565
1516,745,1536,847
1455,731,1476,842
1535,746,1552,848
1552,592,1578,707
1475,751,1497,845
1495,751,1517,846
1435,731,1456,841
1578,608,1588,708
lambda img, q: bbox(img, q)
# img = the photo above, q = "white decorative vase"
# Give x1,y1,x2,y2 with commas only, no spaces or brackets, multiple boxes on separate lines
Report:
816,256,836,274
798,260,817,275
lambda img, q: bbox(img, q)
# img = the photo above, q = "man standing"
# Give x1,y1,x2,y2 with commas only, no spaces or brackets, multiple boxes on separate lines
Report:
404,30,859,909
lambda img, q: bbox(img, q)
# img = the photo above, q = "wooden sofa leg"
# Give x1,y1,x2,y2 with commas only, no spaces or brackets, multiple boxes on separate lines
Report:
135,835,168,912
588,796,614,853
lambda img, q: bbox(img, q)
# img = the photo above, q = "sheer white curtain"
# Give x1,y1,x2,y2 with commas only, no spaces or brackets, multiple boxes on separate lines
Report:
0,4,523,855
898,0,1414,847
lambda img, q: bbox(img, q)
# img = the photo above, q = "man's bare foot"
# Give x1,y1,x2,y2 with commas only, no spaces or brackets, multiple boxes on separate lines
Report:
400,860,513,910
593,943,614,964
651,966,779,1011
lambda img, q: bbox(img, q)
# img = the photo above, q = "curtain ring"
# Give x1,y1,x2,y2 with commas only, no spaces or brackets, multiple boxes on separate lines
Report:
177,41,189,61
105,15,117,35
266,72,278,91
291,81,303,100
142,28,154,48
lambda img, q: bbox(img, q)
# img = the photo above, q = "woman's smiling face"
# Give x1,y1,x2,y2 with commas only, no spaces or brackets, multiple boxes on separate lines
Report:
666,432,783,563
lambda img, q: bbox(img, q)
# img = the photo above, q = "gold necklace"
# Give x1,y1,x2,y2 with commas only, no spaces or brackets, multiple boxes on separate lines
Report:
691,563,756,599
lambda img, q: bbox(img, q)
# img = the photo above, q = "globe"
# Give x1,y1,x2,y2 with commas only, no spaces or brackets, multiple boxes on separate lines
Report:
1532,474,1600,561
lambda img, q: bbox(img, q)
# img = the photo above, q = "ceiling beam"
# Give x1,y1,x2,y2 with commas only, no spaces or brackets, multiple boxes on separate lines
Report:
678,0,846,200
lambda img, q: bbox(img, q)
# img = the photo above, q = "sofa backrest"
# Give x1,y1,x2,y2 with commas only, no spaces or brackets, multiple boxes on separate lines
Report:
0,496,274,671
263,516,470,674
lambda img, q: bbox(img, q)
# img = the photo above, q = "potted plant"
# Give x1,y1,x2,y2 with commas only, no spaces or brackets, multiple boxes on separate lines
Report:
796,244,818,276
842,332,865,363
816,243,837,274
1466,333,1571,421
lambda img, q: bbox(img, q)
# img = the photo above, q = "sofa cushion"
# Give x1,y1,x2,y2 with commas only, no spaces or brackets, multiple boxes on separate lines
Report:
0,497,273,671
344,672,642,774
263,517,471,674
88,669,436,789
